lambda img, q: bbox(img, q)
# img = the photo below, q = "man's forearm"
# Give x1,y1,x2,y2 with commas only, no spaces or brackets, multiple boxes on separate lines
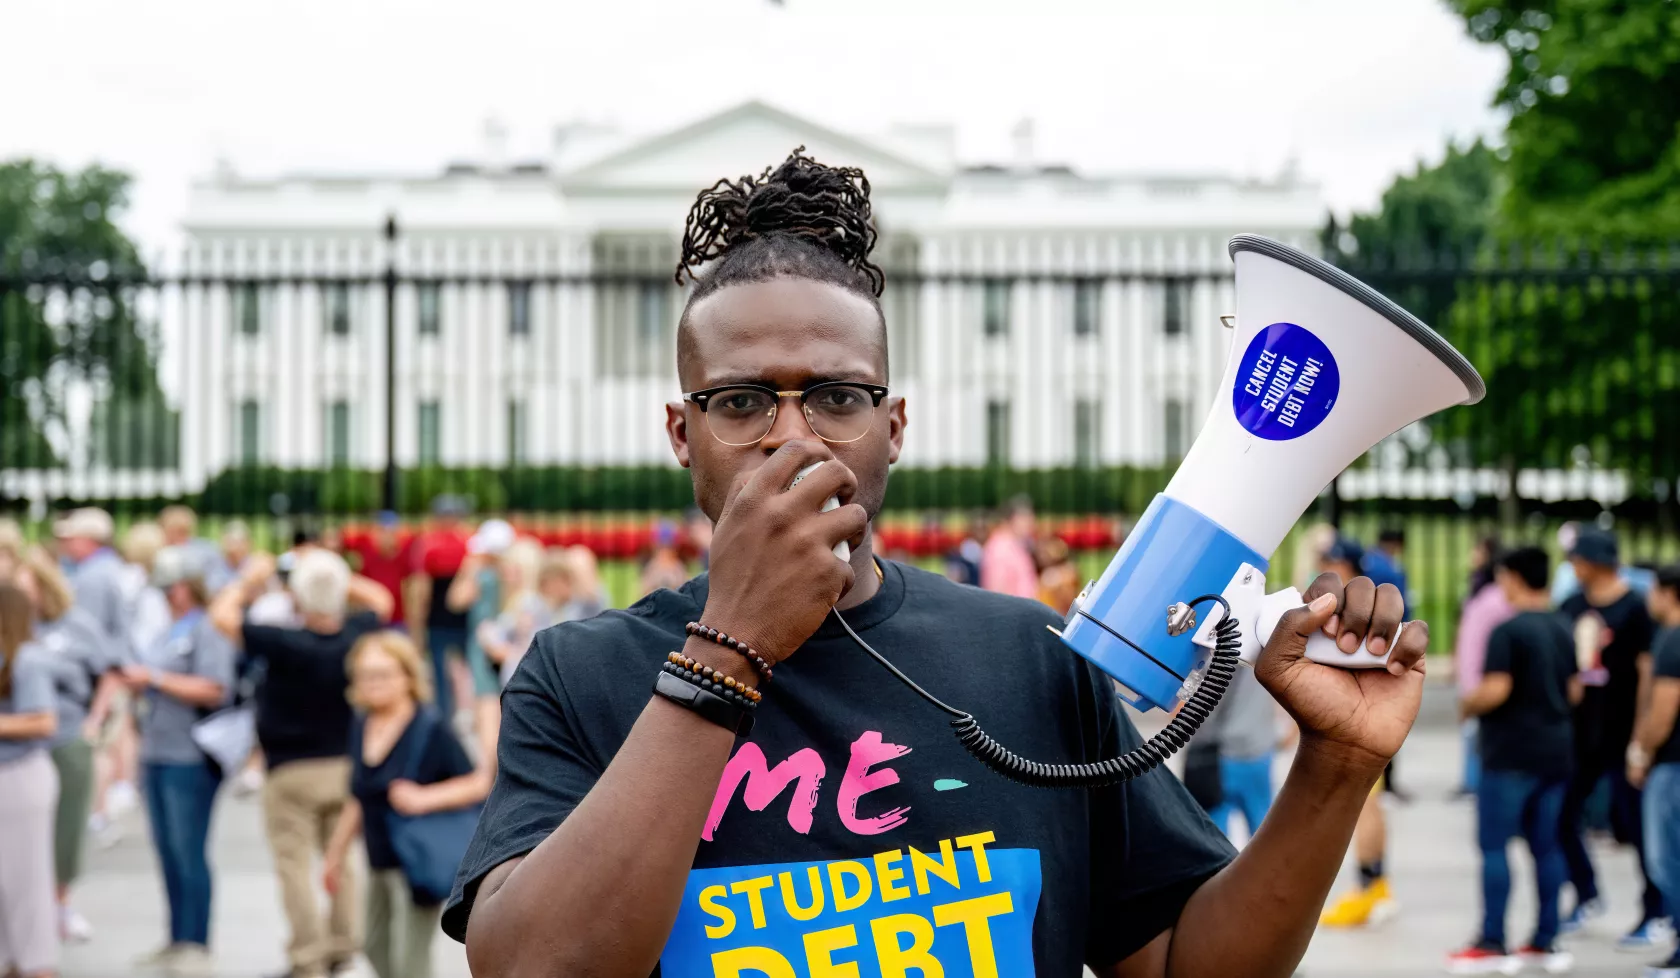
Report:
466,638,756,978
1164,738,1383,978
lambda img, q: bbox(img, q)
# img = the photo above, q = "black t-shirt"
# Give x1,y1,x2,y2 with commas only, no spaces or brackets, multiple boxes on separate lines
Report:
349,707,477,870
1654,627,1680,767
1480,611,1577,778
1560,589,1653,760
428,575,468,632
242,611,383,770
442,561,1235,976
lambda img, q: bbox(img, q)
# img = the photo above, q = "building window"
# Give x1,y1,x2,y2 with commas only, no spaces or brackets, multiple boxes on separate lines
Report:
1074,399,1101,468
507,399,527,466
1163,278,1187,336
325,400,351,467
594,234,679,377
237,399,261,465
880,234,921,380
1164,397,1187,459
418,400,441,466
234,283,261,336
417,283,441,336
982,279,1011,338
324,283,351,336
1073,279,1100,337
986,399,1011,467
637,282,669,347
508,282,531,337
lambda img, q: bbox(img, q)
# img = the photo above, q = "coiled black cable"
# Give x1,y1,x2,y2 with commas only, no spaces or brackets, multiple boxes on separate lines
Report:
832,593,1242,789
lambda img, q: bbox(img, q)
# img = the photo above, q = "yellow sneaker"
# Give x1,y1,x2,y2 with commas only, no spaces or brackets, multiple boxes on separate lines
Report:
1319,877,1398,928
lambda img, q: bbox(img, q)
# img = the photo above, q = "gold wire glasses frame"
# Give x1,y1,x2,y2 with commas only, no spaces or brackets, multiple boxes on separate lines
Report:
682,381,889,447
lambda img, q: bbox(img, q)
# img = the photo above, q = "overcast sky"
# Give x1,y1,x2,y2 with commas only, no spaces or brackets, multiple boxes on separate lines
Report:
4,0,1508,251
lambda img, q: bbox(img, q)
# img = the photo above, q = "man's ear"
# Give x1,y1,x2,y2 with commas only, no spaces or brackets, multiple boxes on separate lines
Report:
665,402,692,468
886,396,907,465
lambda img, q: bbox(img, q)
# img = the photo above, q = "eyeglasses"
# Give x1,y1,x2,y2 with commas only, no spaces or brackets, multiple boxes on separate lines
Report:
683,382,889,447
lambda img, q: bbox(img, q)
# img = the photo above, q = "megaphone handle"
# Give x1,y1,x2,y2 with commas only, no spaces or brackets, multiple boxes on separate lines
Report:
1303,626,1396,669
1257,587,1395,669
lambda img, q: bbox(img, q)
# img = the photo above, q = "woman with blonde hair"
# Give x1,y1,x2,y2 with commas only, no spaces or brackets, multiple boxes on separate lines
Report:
469,538,545,770
0,517,25,581
15,548,114,944
85,521,168,847
564,544,611,618
0,583,60,978
120,521,171,656
323,632,486,978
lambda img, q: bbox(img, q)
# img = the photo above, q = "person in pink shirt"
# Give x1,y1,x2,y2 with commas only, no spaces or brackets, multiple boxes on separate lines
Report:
1457,535,1516,795
981,496,1040,600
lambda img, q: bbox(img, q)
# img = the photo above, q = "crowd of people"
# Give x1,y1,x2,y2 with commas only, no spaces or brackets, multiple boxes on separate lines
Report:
0,500,616,978
7,492,1680,977
1444,523,1680,977
938,494,1087,616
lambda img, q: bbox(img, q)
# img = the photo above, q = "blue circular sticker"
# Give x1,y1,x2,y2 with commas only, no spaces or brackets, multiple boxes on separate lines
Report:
1231,323,1340,440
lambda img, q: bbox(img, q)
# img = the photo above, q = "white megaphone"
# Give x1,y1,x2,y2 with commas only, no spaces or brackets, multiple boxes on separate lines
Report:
1057,235,1485,714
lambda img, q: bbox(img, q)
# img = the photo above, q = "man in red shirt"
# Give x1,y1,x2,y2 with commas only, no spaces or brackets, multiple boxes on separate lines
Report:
346,511,410,631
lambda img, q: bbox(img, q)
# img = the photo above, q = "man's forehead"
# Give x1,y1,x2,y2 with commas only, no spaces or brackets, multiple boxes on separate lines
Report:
680,279,885,385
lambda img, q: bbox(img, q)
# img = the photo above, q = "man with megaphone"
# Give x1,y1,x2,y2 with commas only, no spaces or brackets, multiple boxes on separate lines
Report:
442,149,1455,978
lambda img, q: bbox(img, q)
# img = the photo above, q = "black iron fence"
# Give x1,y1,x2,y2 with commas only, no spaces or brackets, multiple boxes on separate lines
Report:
3,230,1678,645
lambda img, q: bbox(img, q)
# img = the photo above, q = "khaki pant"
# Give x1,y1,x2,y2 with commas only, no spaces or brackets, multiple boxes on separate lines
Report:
262,757,360,976
365,868,441,978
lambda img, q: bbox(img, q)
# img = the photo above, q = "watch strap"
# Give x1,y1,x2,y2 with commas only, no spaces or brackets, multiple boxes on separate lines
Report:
652,668,755,738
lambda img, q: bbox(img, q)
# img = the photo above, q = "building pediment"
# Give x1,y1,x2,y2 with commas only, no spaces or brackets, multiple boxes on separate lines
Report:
561,100,949,195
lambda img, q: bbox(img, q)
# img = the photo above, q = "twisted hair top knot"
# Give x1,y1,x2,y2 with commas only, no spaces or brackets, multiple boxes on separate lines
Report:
675,147,884,298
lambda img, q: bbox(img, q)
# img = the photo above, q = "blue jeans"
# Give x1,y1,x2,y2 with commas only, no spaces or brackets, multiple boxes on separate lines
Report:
427,626,467,720
1212,754,1273,838
143,761,222,946
1562,756,1667,921
1461,720,1481,792
1478,769,1568,948
1646,763,1680,919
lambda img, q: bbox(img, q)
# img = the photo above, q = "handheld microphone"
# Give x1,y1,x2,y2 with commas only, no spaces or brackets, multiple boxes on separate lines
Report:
792,462,849,562
827,235,1485,789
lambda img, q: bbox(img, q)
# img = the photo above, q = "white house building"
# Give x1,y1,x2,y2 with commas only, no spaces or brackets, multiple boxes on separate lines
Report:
78,101,1333,498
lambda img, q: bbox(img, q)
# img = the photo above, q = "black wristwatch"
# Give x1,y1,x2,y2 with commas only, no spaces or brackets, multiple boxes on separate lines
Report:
652,669,756,738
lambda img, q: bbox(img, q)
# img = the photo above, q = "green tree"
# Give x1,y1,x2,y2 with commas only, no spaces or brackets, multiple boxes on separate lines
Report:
1449,0,1680,236
1324,139,1501,265
1328,138,1680,506
0,160,174,469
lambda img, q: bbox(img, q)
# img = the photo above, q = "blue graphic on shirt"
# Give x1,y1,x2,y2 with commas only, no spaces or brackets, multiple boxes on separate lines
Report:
660,833,1040,978
1232,323,1340,441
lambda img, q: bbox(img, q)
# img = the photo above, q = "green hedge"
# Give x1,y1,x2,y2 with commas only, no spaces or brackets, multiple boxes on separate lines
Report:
174,464,1178,516
19,463,1679,521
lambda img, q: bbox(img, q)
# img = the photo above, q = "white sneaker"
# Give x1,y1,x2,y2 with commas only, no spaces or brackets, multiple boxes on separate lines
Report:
1620,919,1678,952
133,943,181,970
1518,945,1574,973
88,812,126,849
59,904,93,943
166,943,213,977
107,779,139,817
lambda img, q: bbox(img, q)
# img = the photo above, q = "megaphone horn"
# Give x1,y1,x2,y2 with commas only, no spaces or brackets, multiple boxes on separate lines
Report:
1057,234,1485,714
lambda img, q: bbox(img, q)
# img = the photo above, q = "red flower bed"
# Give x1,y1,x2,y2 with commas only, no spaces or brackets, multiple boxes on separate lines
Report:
340,515,1120,562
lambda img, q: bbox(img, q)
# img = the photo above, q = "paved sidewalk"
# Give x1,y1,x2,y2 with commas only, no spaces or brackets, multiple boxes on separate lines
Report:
61,684,1666,977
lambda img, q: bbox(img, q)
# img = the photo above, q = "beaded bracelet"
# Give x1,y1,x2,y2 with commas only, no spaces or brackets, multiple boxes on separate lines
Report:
665,651,762,704
685,621,773,683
